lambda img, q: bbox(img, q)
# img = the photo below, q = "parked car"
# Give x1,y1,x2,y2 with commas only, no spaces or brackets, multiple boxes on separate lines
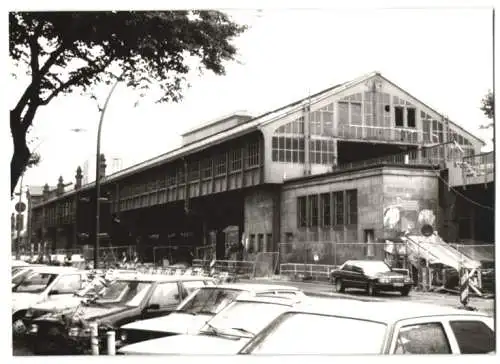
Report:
27,274,215,355
118,294,308,355
238,299,495,355
12,266,88,336
23,274,108,326
330,260,413,296
117,283,305,347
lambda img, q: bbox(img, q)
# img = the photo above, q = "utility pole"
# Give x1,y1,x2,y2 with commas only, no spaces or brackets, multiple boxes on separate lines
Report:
94,73,123,269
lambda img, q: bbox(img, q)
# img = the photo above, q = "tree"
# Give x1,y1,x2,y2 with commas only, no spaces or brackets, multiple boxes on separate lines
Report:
9,11,247,195
480,90,494,128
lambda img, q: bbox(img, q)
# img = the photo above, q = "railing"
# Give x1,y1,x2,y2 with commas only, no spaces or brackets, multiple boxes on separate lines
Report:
279,263,337,281
337,125,421,144
331,142,451,173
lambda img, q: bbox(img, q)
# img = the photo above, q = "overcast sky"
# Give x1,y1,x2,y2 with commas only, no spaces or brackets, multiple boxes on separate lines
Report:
8,5,495,194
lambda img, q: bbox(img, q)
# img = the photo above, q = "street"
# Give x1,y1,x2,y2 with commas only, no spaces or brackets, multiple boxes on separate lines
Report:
240,279,495,316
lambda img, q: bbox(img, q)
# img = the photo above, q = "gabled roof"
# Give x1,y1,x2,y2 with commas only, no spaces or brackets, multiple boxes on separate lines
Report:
33,71,484,206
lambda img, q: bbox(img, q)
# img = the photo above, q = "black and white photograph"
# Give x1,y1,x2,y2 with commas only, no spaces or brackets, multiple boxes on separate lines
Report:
5,0,497,357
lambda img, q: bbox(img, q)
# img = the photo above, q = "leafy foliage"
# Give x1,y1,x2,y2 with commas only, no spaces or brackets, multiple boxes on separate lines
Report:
9,11,247,194
480,90,494,128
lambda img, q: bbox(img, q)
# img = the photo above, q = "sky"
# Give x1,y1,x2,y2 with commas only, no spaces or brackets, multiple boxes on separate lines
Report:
6,4,495,208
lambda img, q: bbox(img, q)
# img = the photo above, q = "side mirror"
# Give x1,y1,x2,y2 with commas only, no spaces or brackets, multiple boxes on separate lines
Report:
146,303,160,310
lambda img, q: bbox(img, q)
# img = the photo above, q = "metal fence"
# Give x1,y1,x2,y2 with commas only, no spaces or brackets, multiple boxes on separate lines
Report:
192,259,255,277
279,242,409,268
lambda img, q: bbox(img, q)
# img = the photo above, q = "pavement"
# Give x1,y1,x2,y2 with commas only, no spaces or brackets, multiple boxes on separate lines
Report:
240,278,496,316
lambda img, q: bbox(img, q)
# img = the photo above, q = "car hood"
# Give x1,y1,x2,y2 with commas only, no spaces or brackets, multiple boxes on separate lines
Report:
35,304,132,323
118,334,250,355
30,296,84,312
12,292,41,312
121,312,213,335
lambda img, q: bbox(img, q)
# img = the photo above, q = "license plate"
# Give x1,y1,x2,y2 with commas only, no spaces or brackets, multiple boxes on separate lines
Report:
393,283,404,287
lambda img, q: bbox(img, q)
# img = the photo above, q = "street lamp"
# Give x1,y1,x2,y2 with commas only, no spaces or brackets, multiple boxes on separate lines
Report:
94,74,123,269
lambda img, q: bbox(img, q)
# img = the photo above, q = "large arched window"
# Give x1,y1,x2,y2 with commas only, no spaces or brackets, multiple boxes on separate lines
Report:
272,116,306,163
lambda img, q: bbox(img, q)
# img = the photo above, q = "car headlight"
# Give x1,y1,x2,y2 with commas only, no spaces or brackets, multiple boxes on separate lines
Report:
404,277,412,283
27,324,38,334
378,278,390,284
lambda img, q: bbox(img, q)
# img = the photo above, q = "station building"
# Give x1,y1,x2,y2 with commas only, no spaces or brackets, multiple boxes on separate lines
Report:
28,71,493,265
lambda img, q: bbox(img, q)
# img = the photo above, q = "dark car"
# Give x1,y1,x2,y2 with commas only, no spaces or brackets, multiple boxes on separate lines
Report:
330,260,413,296
26,273,214,355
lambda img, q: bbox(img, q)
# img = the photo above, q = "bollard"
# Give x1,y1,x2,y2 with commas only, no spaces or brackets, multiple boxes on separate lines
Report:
90,322,99,355
107,331,116,355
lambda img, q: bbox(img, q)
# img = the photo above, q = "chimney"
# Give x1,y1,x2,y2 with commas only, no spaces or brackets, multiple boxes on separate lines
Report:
75,166,83,189
99,154,107,179
43,183,50,201
56,176,64,196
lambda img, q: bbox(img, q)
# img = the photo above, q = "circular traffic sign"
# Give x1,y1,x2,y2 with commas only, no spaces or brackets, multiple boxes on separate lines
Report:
15,202,26,213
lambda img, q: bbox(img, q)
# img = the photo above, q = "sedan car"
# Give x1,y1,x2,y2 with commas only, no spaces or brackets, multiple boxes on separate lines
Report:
12,266,88,336
330,260,413,296
27,274,214,355
238,300,495,355
118,295,308,355
117,283,305,347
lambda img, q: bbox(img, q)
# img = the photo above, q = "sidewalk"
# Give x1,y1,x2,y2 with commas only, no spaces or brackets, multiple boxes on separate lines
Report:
242,278,495,316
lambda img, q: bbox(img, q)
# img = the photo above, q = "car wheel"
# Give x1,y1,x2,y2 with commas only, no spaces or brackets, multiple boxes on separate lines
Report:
335,278,345,293
367,282,377,296
400,287,411,297
12,313,26,337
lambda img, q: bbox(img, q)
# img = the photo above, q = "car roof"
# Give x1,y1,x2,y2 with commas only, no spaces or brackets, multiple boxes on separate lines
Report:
22,266,82,274
116,273,214,283
289,298,489,324
233,294,305,306
211,283,301,292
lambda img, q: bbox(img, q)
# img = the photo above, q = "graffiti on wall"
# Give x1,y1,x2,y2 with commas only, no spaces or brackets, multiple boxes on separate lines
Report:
383,196,437,238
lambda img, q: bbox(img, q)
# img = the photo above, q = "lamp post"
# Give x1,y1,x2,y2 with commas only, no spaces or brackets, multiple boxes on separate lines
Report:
94,74,123,269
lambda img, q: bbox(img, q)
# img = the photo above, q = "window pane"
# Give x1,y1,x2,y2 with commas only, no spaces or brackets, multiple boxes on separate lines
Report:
449,320,495,354
149,282,179,306
394,323,451,354
407,108,416,127
395,106,404,127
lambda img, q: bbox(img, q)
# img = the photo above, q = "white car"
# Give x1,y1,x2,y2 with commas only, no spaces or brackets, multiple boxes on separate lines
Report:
117,283,305,347
238,299,495,355
23,275,107,324
118,294,309,355
12,266,89,335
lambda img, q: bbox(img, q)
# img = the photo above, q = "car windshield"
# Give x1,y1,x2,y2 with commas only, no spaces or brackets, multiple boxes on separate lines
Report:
95,280,152,307
357,261,391,275
247,313,387,355
12,268,33,286
202,301,291,338
77,279,106,297
12,272,58,293
177,288,242,315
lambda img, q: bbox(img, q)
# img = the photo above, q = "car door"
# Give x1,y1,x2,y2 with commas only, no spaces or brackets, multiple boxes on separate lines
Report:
350,265,366,288
388,318,457,354
45,273,83,302
337,264,354,287
141,282,182,319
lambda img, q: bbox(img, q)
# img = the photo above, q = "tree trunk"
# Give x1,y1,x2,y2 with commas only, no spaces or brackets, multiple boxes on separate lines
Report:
10,111,31,196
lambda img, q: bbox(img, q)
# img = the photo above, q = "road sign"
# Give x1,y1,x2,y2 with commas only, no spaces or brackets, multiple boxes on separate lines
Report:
15,202,26,213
